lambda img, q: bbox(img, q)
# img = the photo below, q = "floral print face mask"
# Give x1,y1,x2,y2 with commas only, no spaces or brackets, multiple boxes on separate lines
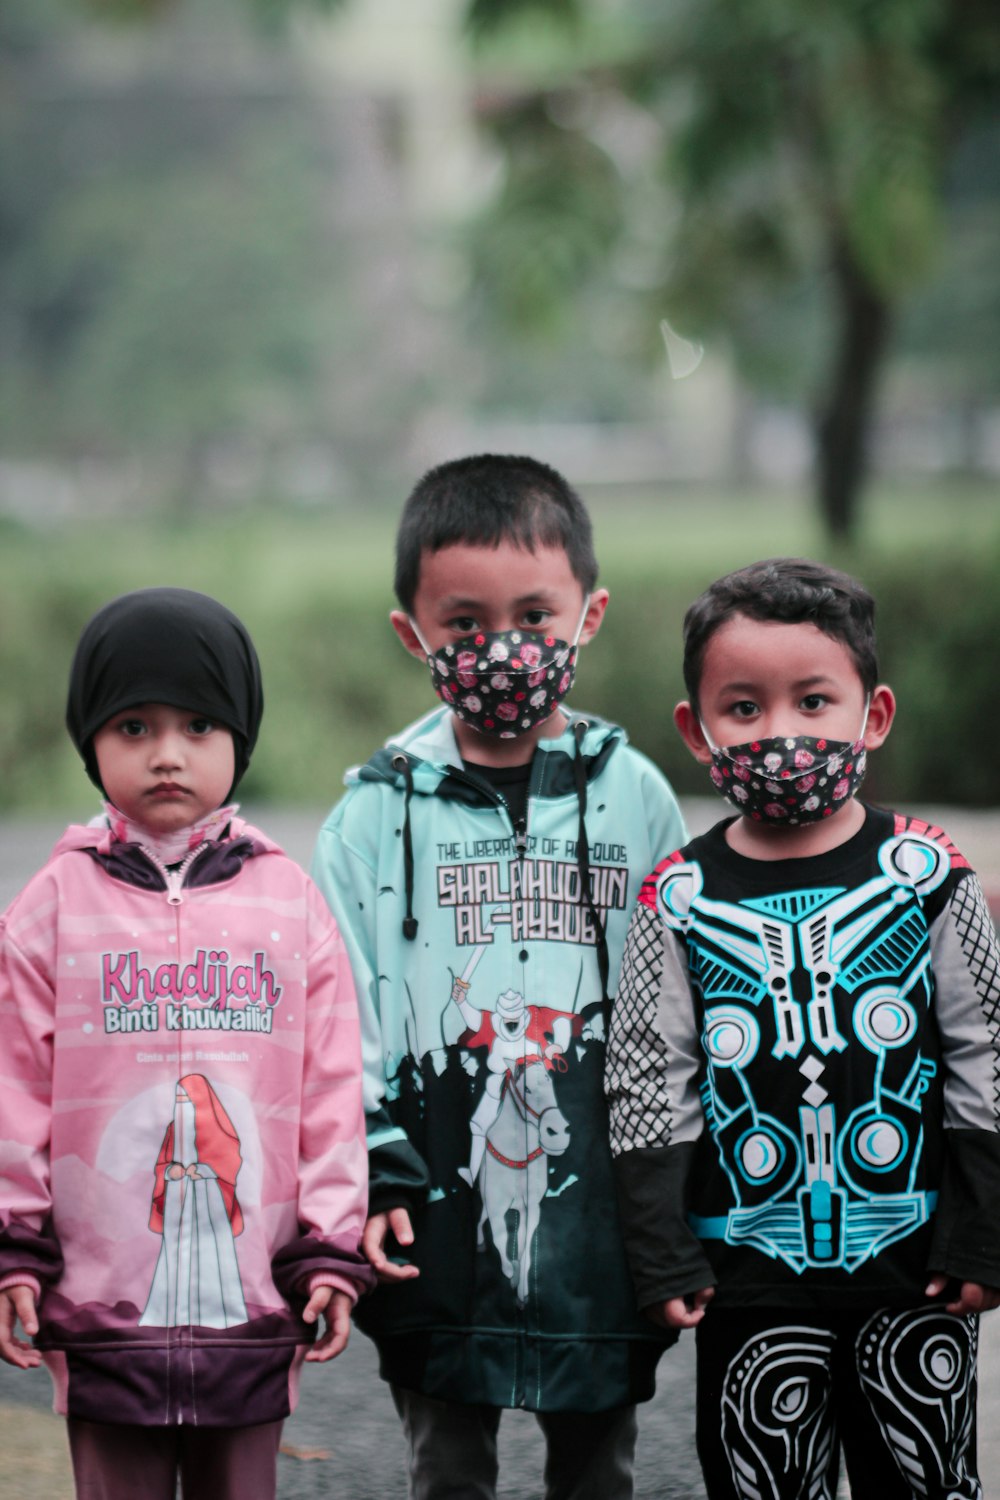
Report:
701,706,869,826
411,602,588,739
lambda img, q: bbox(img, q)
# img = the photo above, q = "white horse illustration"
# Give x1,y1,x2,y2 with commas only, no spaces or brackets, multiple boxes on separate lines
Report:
477,1056,570,1303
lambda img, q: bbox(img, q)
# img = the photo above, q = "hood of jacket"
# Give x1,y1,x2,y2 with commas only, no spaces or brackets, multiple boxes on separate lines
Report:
350,703,624,802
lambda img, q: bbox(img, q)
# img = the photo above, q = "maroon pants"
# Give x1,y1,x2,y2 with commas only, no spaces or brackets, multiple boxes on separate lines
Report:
66,1418,284,1500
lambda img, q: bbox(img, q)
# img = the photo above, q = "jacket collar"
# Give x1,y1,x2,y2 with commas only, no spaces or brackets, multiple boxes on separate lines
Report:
351,705,624,803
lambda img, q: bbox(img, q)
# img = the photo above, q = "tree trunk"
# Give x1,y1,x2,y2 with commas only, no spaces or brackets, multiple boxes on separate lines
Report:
815,240,894,540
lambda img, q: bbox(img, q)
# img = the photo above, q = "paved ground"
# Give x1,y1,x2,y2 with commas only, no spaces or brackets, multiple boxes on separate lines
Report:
0,801,997,1497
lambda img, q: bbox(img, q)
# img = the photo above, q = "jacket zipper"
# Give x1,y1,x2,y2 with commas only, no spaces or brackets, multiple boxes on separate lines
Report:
444,766,533,859
139,846,203,905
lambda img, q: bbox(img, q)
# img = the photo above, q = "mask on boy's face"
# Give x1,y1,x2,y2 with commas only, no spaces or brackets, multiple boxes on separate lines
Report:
411,602,589,739
701,707,869,826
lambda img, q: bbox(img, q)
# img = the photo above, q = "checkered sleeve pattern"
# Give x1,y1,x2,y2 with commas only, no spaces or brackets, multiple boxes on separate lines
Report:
949,873,1000,1117
606,903,673,1156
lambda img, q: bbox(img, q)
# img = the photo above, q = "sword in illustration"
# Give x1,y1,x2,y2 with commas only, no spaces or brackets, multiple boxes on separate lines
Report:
451,906,511,1005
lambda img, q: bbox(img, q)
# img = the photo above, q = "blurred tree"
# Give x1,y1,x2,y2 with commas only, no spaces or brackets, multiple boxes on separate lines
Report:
894,119,1000,467
463,0,1000,537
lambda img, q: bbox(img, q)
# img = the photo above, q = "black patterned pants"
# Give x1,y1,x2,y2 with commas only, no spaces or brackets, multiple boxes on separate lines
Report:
695,1305,980,1500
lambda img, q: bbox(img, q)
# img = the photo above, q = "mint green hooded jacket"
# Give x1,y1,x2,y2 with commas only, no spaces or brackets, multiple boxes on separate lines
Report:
312,705,686,1411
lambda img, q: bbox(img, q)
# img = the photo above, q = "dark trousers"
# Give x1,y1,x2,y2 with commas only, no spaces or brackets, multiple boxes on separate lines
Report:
391,1384,638,1500
66,1417,284,1500
695,1305,980,1500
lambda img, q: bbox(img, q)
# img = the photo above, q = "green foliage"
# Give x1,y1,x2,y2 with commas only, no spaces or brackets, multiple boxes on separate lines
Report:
466,0,582,45
864,547,1000,806
1,487,997,817
468,99,624,338
462,0,1000,529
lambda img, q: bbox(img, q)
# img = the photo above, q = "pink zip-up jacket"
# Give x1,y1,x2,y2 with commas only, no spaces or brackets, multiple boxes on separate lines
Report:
0,817,373,1427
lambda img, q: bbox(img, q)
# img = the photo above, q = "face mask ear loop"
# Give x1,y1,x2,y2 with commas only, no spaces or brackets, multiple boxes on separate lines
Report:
408,618,433,658
698,719,722,757
571,595,591,649
858,696,871,743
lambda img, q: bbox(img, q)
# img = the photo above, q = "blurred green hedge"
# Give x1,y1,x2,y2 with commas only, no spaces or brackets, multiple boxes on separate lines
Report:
0,492,996,816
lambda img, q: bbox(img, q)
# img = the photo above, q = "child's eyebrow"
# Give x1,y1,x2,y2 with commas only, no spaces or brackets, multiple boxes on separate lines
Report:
716,674,838,695
439,591,557,611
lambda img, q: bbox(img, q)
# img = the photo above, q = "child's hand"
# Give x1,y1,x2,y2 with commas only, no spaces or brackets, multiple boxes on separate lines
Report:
925,1273,1000,1315
0,1286,41,1369
646,1287,714,1330
362,1209,420,1283
303,1288,352,1362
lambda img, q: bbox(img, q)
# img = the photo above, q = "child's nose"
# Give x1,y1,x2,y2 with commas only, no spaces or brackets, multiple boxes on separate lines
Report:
755,715,793,742
150,733,185,768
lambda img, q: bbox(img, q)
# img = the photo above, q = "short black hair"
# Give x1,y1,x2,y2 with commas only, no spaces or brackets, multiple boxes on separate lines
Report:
682,557,879,711
394,453,598,613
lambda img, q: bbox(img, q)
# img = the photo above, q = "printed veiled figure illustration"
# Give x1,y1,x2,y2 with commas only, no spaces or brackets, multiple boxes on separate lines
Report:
139,1073,249,1329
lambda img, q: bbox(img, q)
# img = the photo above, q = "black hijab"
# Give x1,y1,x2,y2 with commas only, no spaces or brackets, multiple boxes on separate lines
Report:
66,588,264,797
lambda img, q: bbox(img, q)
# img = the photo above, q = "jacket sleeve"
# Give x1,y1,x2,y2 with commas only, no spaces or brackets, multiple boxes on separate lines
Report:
271,884,375,1303
605,898,714,1308
925,870,1000,1288
311,805,431,1217
0,897,64,1290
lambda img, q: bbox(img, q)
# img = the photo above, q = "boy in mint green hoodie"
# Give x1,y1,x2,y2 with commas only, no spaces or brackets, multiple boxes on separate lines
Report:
312,454,686,1499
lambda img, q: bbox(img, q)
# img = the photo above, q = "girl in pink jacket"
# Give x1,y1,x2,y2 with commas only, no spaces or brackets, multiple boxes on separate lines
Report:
0,588,372,1500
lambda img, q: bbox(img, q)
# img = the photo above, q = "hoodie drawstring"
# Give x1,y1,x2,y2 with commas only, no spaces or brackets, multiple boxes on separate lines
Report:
572,719,610,1004
395,729,610,997
394,753,419,940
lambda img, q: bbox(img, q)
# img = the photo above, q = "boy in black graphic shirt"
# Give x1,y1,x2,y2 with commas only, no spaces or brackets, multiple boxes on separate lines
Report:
606,558,1000,1500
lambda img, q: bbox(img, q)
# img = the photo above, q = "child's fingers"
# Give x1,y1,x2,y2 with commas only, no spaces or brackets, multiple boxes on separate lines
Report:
387,1207,414,1246
927,1275,1000,1315
9,1286,38,1337
374,1258,420,1284
301,1287,333,1325
0,1292,41,1369
649,1292,713,1330
361,1214,391,1270
362,1210,419,1282
946,1282,1000,1316
304,1294,351,1363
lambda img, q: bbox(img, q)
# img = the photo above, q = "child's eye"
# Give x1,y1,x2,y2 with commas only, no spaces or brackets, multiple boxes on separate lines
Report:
729,700,759,719
119,719,147,738
188,718,216,737
522,608,551,629
447,616,478,635
800,694,827,711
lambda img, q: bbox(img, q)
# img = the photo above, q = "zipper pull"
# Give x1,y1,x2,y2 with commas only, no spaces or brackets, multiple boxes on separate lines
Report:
514,818,528,855
141,844,201,906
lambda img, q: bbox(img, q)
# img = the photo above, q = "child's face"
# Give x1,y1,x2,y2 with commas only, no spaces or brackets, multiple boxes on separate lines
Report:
677,614,891,761
92,703,235,834
391,539,607,659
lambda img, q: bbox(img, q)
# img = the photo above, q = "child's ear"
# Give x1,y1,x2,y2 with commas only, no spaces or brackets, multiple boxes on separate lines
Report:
674,701,714,765
863,684,896,750
578,588,610,645
390,611,428,663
